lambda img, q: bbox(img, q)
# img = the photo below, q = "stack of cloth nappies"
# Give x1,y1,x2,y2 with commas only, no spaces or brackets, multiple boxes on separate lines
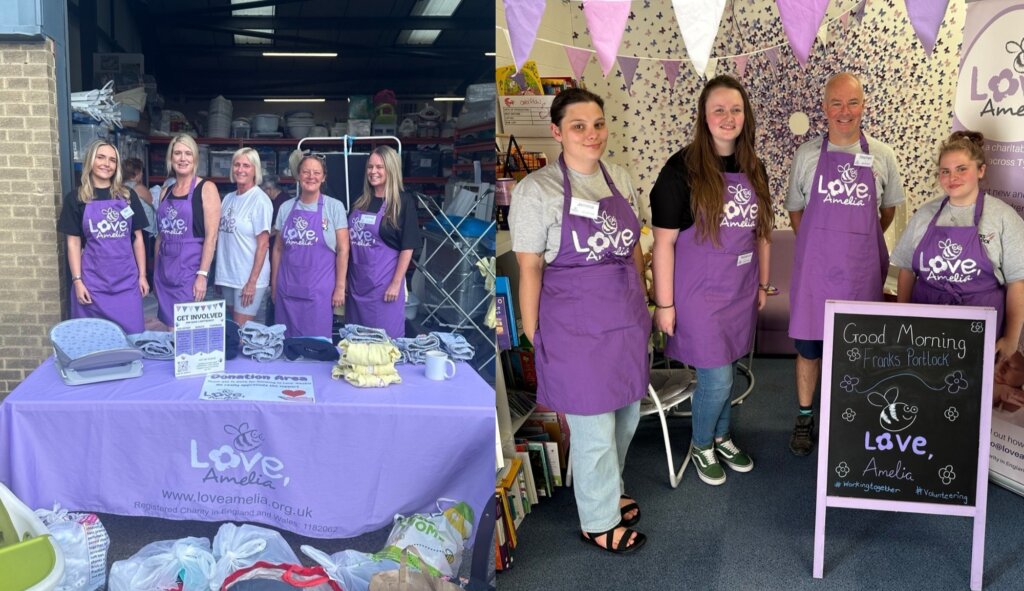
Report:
430,331,475,362
239,321,287,362
393,333,442,364
338,324,390,344
333,340,402,387
128,331,175,360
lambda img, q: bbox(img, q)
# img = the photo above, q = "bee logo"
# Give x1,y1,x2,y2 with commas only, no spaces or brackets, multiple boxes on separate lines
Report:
938,238,963,260
294,217,308,232
224,422,264,452
596,210,618,235
867,387,918,433
1006,38,1024,74
103,207,120,224
837,163,858,184
728,183,752,205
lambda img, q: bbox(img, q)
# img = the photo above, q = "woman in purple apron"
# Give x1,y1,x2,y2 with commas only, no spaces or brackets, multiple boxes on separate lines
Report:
894,130,1024,360
58,141,150,333
154,134,221,328
509,89,650,554
271,155,350,339
346,146,419,338
651,76,773,486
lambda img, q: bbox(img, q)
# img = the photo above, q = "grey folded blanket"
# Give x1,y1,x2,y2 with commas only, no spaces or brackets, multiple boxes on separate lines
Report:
239,321,287,362
128,331,175,359
393,333,442,364
429,331,474,361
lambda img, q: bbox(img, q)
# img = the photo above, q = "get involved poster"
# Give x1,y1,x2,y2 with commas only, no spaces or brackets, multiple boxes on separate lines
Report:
953,0,1024,496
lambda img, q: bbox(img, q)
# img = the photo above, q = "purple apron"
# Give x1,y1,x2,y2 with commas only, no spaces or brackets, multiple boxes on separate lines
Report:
665,172,758,368
533,156,650,415
346,207,406,338
70,199,144,333
155,177,204,326
789,134,888,341
276,196,335,339
911,192,1005,335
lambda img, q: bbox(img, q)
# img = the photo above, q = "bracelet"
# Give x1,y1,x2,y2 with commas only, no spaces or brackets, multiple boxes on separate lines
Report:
196,270,209,277
72,275,82,283
654,302,674,309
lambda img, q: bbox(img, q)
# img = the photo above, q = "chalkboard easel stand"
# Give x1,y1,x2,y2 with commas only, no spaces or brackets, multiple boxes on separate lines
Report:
812,301,996,591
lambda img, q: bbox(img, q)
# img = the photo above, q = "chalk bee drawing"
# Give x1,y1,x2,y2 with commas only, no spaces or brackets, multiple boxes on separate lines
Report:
867,387,918,433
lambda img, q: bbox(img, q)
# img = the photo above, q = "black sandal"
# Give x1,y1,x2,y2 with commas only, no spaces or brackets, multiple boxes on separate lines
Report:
619,494,640,527
579,525,646,554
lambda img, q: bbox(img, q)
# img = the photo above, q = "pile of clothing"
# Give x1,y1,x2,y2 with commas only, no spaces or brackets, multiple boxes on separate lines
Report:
238,322,286,362
333,340,402,387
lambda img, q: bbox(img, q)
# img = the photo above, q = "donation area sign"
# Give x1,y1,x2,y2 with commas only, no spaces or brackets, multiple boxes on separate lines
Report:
813,301,996,591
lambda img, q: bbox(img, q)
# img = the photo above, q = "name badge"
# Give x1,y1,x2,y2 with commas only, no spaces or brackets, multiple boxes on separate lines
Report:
854,153,873,167
359,214,376,225
569,198,600,220
737,252,753,266
120,205,134,219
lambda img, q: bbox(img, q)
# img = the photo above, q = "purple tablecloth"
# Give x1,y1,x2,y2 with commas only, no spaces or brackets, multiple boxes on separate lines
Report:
0,357,495,539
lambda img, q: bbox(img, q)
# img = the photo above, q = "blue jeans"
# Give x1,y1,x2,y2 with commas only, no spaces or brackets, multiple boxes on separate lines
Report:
565,401,640,533
691,363,735,447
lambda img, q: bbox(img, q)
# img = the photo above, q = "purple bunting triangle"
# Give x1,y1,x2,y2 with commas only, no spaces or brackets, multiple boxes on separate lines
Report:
582,0,632,76
851,1,868,25
733,55,749,79
504,0,547,73
905,0,950,56
661,60,682,90
766,47,780,66
565,46,594,81
776,0,829,68
619,56,639,95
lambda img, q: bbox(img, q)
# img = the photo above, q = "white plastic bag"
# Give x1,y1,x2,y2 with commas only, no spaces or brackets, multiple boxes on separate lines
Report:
210,523,300,591
301,545,398,591
108,537,216,591
34,504,110,591
373,499,475,579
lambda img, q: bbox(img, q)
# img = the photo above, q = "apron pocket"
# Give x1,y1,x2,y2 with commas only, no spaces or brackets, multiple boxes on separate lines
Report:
704,251,756,301
570,266,644,336
280,265,314,299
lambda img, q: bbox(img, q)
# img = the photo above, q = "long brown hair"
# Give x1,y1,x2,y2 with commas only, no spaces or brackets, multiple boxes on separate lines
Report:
685,75,773,246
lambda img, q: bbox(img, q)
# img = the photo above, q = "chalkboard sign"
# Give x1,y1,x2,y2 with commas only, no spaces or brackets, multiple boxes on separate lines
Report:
814,300,996,590
825,309,986,505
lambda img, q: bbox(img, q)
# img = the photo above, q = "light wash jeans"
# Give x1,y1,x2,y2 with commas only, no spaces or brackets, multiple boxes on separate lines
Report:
691,363,735,447
565,401,640,533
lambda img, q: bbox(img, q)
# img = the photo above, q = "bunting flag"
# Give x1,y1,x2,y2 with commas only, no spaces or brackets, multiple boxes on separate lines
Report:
817,22,829,47
851,0,868,25
661,59,682,90
765,47,781,71
840,12,850,29
582,0,633,76
672,0,727,77
776,0,829,67
905,0,950,55
733,55,749,79
705,58,718,79
565,46,594,81
503,0,547,73
619,56,640,95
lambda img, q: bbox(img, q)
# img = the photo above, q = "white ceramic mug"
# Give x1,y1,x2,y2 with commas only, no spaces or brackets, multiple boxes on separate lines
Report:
425,350,456,380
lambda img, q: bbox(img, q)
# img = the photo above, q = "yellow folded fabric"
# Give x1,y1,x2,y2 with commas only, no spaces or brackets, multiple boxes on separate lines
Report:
339,341,401,366
332,362,402,387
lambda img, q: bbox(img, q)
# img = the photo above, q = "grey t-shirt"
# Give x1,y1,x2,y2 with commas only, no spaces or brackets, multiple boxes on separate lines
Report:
891,195,1024,285
785,133,906,212
273,195,349,252
508,161,639,264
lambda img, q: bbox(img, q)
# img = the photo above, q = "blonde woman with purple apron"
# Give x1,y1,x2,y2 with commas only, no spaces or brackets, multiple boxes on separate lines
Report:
271,155,350,339
893,130,1024,362
509,89,650,554
346,146,419,338
154,134,221,327
58,141,150,333
651,75,774,486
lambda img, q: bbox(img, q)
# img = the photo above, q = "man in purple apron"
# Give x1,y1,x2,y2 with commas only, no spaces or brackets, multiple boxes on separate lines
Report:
72,201,146,333
155,176,207,326
786,73,905,456
908,194,1005,329
346,208,405,338
276,195,336,339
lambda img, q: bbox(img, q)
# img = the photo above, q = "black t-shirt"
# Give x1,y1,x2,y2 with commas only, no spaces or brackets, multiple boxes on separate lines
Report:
160,178,210,238
57,187,148,247
361,192,421,252
650,146,768,231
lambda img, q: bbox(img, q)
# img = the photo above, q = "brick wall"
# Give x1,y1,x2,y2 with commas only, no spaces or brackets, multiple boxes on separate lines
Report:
0,39,63,397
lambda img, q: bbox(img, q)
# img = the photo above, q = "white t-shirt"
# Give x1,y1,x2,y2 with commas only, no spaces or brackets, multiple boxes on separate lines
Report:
215,186,273,288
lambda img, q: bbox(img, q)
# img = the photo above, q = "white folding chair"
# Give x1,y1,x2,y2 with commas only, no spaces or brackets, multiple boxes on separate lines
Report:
640,367,697,488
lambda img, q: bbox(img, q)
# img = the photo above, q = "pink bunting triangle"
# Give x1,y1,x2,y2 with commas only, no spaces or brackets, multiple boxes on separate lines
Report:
504,0,547,73
765,47,781,71
732,55,749,79
618,56,639,95
776,0,829,67
582,0,633,76
565,46,594,81
905,0,950,56
840,12,850,29
661,60,682,90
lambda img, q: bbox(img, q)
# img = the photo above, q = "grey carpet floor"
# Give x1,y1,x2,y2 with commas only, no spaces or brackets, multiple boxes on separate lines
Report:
496,357,1024,590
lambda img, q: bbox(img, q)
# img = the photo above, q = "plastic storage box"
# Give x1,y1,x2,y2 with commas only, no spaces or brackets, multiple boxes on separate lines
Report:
210,150,234,178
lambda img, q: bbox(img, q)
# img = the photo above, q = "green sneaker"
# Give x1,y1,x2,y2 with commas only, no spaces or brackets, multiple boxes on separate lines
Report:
715,436,754,473
690,442,726,485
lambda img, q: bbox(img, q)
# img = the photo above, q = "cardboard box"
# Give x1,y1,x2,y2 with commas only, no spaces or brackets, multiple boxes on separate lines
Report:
498,95,555,138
